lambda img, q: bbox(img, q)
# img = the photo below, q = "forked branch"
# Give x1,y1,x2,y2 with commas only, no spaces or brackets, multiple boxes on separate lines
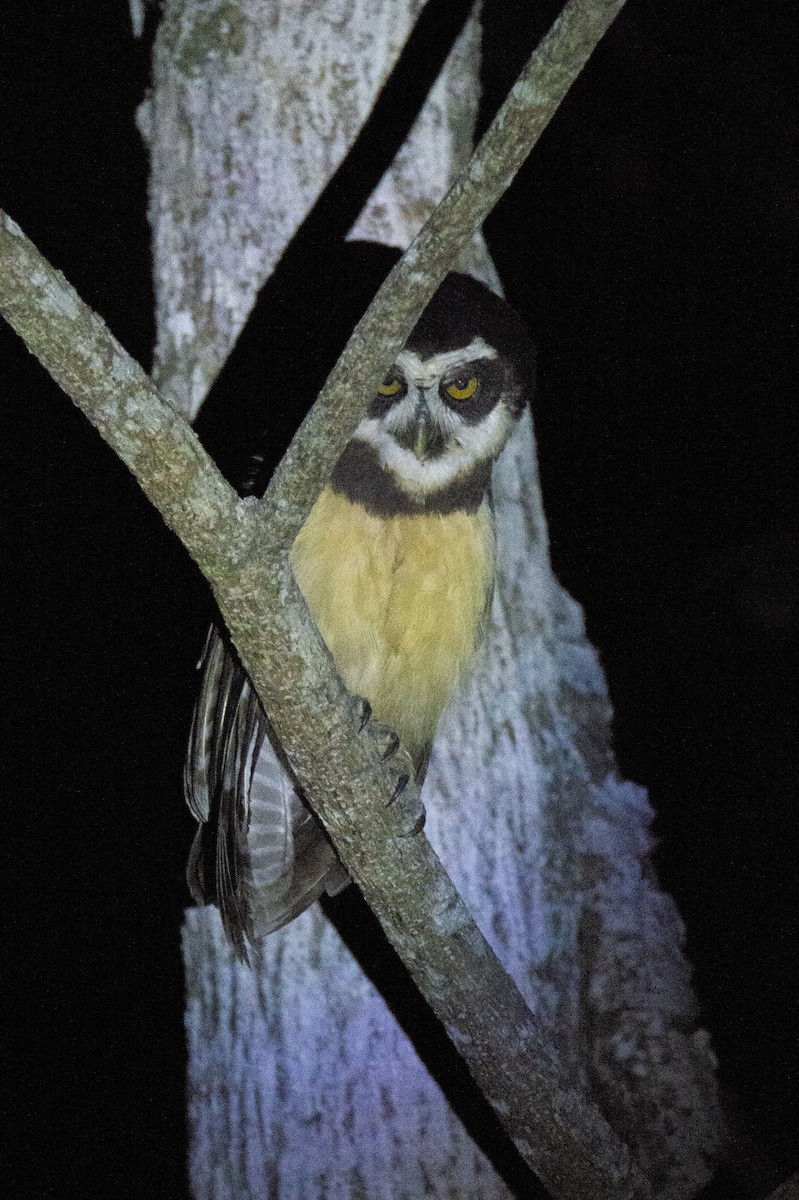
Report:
1,3,649,1195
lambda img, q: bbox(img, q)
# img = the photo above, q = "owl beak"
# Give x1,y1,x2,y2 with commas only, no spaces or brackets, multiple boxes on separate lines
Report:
412,398,434,459
393,390,446,460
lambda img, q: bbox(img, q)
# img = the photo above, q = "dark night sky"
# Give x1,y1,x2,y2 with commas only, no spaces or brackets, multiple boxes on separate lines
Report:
2,3,795,1197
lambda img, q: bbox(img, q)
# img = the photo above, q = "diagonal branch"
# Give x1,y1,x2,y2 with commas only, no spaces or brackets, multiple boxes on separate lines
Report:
0,3,647,1195
1,201,649,1200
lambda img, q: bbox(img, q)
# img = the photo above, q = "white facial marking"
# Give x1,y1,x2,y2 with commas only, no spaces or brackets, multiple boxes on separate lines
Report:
353,338,519,499
395,338,497,388
354,402,515,497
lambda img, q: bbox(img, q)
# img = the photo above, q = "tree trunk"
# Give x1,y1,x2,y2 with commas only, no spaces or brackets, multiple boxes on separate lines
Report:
140,1,726,1195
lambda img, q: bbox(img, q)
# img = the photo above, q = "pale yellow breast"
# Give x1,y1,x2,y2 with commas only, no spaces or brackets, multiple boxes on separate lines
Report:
290,487,494,766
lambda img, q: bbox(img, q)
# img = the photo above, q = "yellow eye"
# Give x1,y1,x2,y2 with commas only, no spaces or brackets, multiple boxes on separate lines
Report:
377,377,403,396
445,376,479,401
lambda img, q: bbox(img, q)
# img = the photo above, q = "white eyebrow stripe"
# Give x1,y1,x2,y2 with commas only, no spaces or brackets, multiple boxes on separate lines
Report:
395,338,497,387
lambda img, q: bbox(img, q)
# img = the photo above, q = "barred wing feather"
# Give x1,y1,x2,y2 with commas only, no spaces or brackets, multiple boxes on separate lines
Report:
184,627,349,960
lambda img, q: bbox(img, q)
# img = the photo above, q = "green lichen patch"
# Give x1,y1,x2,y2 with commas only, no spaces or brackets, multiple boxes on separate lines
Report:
176,2,248,75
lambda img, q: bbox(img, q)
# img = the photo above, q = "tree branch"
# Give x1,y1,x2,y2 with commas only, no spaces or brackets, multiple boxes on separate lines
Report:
1,4,649,1195
1,204,649,1199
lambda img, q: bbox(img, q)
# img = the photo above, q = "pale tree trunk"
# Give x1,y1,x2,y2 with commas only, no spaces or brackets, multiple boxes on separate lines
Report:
139,1,726,1195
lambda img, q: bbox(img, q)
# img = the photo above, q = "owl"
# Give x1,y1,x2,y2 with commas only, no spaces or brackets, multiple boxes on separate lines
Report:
184,272,535,960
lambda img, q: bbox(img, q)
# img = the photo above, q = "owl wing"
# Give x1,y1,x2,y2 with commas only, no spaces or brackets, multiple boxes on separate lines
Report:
184,626,349,961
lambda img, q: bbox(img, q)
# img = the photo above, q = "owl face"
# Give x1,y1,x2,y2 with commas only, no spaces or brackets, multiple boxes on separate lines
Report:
352,339,521,499
330,273,535,514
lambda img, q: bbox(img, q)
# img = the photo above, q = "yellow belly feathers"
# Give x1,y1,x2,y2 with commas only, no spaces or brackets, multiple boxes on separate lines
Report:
290,486,494,767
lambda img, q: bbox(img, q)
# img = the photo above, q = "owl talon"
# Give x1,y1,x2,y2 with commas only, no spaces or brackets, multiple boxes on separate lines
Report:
381,731,401,761
357,700,402,762
388,772,410,806
399,809,427,837
357,698,372,731
388,772,426,837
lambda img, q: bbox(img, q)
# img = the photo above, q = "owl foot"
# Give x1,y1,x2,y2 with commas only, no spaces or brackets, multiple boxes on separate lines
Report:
389,771,426,836
389,772,410,804
355,697,400,761
357,697,371,731
354,697,425,836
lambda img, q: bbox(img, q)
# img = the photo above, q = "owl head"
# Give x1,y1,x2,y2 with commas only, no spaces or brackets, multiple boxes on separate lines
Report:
331,274,536,515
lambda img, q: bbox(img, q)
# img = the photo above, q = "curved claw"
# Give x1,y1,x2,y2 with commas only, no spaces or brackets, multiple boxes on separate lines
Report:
380,731,401,761
383,769,426,836
357,698,372,731
357,700,401,762
388,773,410,806
398,809,427,837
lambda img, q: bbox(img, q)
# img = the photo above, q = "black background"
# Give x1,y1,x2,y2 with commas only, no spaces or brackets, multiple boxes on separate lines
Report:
2,2,795,1197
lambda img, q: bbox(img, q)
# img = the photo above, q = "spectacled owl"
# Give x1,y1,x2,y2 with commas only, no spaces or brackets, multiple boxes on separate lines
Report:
184,272,535,960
